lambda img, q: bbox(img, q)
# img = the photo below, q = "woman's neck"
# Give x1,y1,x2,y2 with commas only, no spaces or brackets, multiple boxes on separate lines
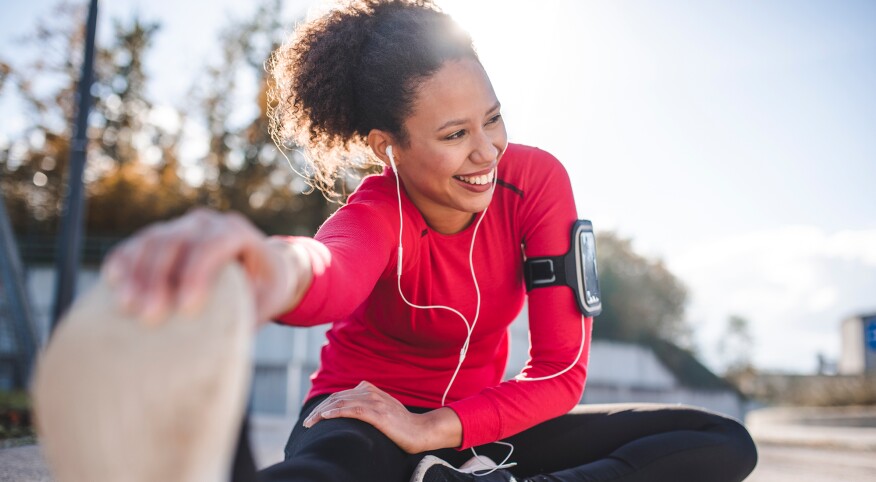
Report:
423,211,477,235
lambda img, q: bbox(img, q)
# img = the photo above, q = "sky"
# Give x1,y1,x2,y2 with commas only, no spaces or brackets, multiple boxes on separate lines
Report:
1,0,874,374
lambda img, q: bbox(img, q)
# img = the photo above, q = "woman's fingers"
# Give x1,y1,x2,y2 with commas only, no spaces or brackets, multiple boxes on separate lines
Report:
100,208,276,324
303,395,369,427
106,220,195,319
105,235,153,314
176,213,260,315
301,382,428,453
303,381,393,428
137,229,188,324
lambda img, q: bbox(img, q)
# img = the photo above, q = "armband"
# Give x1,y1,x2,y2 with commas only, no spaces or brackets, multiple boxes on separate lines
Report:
523,220,602,316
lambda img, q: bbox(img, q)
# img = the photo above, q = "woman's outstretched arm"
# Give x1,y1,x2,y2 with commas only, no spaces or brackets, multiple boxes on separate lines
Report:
102,208,312,326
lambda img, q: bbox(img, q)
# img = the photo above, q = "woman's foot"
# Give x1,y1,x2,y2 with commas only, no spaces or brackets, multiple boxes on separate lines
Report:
32,263,256,482
411,455,518,482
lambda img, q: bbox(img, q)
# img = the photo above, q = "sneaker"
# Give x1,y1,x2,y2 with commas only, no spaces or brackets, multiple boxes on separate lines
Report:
410,455,518,482
32,263,256,482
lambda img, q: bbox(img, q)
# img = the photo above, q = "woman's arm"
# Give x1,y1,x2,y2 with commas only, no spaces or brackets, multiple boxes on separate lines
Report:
261,237,313,320
102,208,312,326
272,195,403,326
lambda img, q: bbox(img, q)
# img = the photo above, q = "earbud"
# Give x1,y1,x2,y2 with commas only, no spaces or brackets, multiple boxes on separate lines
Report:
386,145,396,170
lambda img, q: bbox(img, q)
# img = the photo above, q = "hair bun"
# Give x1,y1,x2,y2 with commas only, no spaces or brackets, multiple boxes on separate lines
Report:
268,0,476,200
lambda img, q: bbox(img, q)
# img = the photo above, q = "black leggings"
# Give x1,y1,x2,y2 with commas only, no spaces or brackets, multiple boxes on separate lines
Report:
254,394,758,482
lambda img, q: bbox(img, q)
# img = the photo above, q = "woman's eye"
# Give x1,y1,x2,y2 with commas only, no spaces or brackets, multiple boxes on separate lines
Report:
487,114,502,125
445,130,465,140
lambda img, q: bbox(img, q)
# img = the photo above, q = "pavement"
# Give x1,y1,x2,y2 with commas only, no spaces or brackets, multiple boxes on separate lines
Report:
0,414,299,482
2,407,876,481
745,405,876,451
744,406,876,482
746,444,876,482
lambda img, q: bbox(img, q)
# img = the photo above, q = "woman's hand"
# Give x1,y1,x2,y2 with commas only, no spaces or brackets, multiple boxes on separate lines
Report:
101,208,311,325
303,381,462,454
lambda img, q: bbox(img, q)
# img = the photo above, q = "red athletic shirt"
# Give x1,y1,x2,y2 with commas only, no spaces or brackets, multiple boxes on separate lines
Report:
275,143,592,449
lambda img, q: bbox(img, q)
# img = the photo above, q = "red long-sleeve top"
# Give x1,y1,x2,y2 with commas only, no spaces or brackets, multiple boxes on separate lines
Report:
275,143,592,449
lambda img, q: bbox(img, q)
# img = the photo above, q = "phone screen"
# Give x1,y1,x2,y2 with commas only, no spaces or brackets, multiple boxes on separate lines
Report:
579,231,600,307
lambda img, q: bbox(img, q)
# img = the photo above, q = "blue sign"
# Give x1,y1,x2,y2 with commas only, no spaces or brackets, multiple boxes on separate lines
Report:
867,320,876,351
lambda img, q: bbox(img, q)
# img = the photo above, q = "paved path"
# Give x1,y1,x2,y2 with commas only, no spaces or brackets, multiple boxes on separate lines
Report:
748,443,876,482
0,445,51,482
3,410,876,481
5,441,875,482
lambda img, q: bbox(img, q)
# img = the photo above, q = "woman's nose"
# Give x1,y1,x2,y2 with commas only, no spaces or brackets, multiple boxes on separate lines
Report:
470,131,500,165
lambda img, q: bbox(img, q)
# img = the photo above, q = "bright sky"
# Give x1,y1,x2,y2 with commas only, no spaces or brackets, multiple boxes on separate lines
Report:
2,0,875,374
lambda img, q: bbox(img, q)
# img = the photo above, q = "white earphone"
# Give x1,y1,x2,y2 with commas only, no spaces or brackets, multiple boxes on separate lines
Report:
386,145,395,169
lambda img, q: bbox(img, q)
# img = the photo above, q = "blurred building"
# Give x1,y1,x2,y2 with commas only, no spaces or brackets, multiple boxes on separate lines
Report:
839,312,876,375
252,311,751,421
16,249,749,421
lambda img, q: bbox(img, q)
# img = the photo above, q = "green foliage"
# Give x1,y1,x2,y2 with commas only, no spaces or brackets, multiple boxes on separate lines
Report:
0,0,331,242
593,232,691,346
189,0,334,235
718,314,755,375
0,390,34,442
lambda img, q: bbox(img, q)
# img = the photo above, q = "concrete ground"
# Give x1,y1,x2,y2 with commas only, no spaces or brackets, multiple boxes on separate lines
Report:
3,408,876,481
743,406,876,482
747,443,876,482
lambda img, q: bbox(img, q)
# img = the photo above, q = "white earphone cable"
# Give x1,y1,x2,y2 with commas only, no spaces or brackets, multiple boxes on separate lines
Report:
387,147,491,406
386,146,584,475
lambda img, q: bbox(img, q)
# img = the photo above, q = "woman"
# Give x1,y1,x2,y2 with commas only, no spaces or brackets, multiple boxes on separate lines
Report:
103,1,758,481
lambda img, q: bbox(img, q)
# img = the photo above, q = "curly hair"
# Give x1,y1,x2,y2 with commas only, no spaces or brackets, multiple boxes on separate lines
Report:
268,0,478,200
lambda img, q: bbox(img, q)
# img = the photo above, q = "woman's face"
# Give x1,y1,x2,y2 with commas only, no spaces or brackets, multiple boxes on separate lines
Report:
391,58,508,234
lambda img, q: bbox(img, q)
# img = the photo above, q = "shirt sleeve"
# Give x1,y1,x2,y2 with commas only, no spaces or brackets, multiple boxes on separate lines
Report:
448,148,593,449
273,195,403,326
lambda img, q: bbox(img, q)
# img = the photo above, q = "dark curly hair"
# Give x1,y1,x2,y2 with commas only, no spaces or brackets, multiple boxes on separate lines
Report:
268,0,478,199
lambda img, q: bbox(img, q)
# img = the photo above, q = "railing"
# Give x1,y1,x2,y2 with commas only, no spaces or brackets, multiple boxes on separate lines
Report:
14,235,123,266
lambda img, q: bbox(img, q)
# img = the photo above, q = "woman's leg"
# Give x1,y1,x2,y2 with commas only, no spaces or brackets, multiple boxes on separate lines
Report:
32,264,256,482
501,403,757,482
257,395,415,482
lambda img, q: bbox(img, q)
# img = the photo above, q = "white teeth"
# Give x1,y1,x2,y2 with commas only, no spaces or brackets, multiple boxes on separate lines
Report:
456,170,494,185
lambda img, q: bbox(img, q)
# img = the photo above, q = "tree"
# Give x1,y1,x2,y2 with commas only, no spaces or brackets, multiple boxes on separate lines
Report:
84,16,195,235
1,0,332,244
0,2,83,236
191,0,334,235
592,232,690,346
0,3,192,237
0,61,10,94
717,315,755,375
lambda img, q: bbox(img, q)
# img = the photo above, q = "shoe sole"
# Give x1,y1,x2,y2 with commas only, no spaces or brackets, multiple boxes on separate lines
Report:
32,263,256,482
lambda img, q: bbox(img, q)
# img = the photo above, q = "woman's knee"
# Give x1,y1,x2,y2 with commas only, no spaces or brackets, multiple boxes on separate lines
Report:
715,416,758,480
288,417,401,459
271,418,409,482
653,405,758,480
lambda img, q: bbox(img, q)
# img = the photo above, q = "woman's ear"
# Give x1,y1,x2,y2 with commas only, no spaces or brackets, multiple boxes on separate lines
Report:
367,130,396,167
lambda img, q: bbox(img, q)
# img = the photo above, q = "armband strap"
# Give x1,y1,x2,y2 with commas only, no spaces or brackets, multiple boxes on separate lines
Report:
524,256,566,291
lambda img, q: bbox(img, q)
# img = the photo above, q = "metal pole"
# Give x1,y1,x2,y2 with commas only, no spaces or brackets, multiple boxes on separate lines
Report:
51,0,99,330
0,193,39,387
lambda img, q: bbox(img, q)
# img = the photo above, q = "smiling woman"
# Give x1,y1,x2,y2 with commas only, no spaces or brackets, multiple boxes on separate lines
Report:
36,1,757,481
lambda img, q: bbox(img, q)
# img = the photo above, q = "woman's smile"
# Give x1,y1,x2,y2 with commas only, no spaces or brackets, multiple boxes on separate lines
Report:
453,167,496,193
